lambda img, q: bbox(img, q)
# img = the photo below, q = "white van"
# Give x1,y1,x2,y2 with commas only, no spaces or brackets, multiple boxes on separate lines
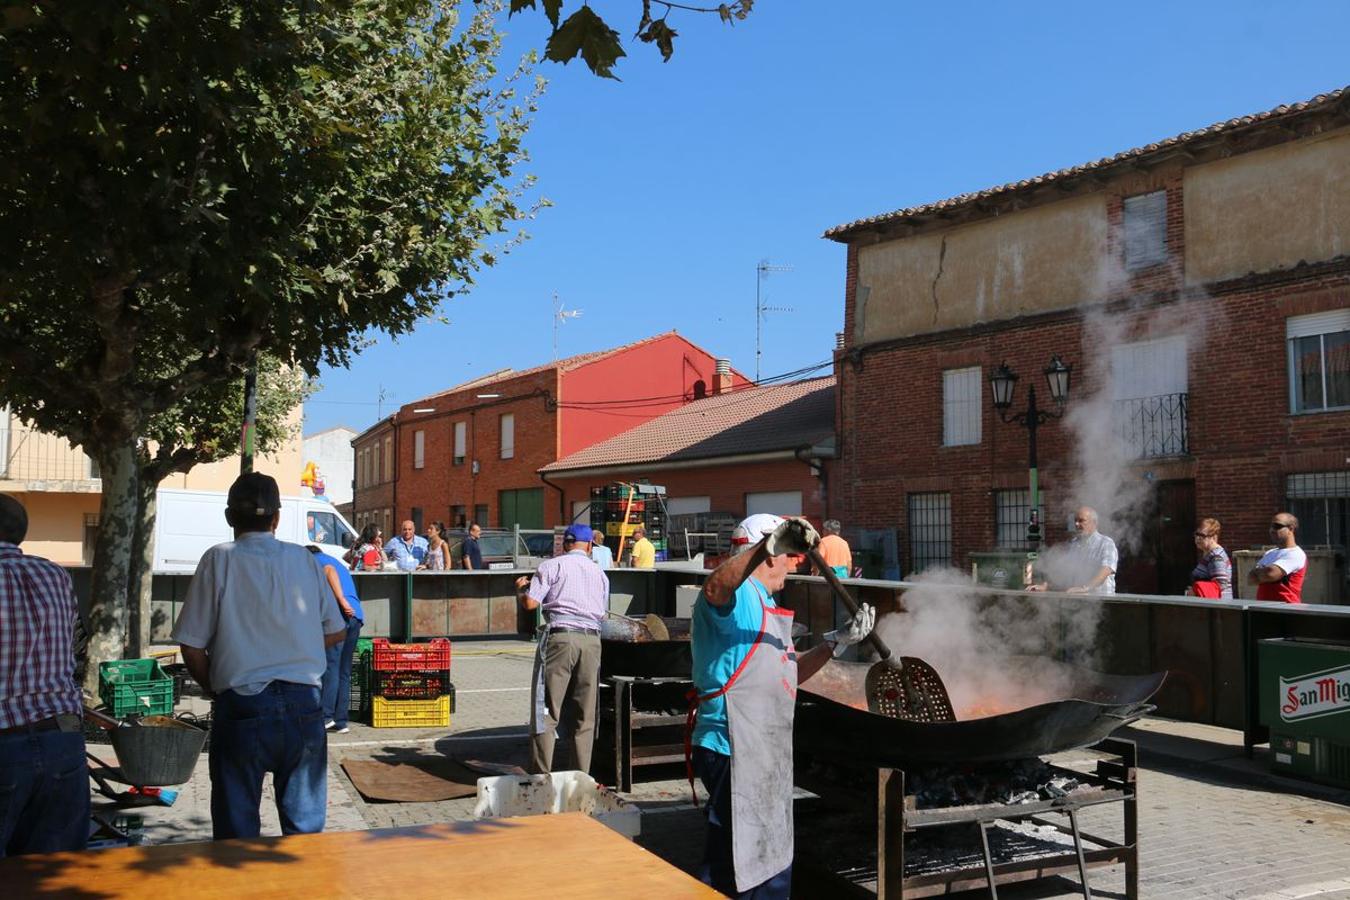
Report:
153,488,356,574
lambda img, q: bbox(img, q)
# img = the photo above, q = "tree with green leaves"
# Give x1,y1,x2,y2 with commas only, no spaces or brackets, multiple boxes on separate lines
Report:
0,1,537,683
502,0,754,78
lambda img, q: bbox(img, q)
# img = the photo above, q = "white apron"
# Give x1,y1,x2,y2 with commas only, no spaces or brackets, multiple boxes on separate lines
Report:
689,585,798,892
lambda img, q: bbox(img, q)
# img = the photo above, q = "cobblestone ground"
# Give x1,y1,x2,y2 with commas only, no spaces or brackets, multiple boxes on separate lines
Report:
110,641,1350,900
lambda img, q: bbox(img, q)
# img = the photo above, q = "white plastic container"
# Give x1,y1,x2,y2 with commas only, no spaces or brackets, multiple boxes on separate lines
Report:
473,771,642,839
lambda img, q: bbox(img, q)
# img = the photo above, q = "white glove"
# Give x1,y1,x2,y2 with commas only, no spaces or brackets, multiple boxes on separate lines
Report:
824,603,875,658
763,517,820,556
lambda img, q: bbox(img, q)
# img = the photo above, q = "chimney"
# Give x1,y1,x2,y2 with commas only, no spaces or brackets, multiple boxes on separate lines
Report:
713,358,733,396
834,331,845,350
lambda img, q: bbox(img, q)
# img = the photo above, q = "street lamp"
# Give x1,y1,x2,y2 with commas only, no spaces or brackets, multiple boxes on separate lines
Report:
989,356,1072,545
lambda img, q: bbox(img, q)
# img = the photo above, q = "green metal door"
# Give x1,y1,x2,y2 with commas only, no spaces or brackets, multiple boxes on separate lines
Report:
499,488,544,529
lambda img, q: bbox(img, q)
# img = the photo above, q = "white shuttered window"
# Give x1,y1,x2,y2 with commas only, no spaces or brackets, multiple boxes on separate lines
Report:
500,413,515,459
453,421,466,464
942,367,982,446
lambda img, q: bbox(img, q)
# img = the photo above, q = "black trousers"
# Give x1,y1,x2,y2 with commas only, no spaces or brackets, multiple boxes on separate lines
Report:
693,746,792,899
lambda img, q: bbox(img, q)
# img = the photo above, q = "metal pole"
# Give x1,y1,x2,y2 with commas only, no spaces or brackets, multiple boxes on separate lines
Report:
240,354,258,474
1026,385,1040,546
755,265,762,382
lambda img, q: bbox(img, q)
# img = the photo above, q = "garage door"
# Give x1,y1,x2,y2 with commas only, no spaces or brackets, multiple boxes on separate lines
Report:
745,491,802,517
665,496,711,516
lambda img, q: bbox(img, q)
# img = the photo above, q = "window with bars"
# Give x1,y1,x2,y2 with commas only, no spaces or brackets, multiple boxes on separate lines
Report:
942,367,982,446
1287,309,1350,414
1287,472,1350,557
907,492,951,574
994,490,1043,549
1123,190,1167,270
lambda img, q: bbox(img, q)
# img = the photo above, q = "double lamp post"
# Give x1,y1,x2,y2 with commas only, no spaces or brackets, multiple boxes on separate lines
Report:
989,356,1072,547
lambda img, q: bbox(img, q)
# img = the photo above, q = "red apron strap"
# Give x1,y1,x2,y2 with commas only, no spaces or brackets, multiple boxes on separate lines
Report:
683,586,769,807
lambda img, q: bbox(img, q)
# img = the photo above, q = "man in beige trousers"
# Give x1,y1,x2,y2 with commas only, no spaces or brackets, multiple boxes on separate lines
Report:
516,524,608,773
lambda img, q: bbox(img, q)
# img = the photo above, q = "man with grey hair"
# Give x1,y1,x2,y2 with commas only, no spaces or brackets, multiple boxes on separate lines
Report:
1028,506,1118,594
814,518,852,579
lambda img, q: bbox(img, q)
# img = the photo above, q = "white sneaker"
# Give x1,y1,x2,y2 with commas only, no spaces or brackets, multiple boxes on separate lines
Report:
324,720,336,731
334,726,350,734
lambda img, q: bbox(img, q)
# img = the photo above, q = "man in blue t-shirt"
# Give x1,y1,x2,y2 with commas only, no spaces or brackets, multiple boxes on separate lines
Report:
309,547,365,734
689,513,875,898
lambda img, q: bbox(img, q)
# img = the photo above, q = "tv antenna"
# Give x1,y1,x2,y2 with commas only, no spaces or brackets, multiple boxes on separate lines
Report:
553,292,583,361
756,260,794,382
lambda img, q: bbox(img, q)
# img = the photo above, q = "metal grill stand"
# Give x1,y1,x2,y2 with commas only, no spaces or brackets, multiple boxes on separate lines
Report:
795,738,1139,899
595,674,693,792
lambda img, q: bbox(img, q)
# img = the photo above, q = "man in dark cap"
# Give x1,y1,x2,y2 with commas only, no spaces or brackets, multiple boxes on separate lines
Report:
172,473,347,839
515,523,608,773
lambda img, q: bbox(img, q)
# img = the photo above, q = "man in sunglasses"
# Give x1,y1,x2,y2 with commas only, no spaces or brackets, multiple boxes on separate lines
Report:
1249,513,1306,604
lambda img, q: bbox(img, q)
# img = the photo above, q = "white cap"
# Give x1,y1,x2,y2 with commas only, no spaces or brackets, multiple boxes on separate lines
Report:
731,513,785,554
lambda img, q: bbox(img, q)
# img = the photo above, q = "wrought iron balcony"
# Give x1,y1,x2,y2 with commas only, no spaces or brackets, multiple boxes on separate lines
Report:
1113,392,1188,459
0,422,101,486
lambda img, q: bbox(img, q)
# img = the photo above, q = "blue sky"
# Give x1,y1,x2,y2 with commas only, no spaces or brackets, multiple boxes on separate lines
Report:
303,1,1350,435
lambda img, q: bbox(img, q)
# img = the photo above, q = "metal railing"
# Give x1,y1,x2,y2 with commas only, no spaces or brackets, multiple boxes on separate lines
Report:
0,423,100,483
1113,391,1188,459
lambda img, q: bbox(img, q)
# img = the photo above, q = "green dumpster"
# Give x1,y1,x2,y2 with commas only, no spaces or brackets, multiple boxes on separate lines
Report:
970,551,1038,590
1258,637,1350,788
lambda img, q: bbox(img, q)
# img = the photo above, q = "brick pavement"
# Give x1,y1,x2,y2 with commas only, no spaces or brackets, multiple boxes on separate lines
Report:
98,640,1350,899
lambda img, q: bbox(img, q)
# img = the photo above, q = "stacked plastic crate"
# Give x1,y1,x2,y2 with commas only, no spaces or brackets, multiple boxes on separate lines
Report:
588,484,668,562
98,659,174,719
369,638,455,728
348,637,373,725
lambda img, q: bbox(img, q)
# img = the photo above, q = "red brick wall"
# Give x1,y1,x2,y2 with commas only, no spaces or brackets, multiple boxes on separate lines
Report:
835,263,1350,576
390,369,561,529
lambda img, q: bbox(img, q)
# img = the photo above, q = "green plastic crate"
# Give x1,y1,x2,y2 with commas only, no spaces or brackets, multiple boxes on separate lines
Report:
99,659,174,718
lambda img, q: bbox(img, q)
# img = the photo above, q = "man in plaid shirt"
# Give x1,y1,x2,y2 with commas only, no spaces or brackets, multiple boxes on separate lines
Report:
0,494,87,857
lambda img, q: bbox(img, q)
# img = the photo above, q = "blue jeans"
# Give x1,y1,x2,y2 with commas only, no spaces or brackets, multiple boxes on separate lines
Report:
693,747,792,899
321,618,363,727
209,682,327,840
0,726,89,858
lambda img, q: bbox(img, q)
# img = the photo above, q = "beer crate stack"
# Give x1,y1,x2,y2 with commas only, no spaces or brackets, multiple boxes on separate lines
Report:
348,637,373,725
369,638,455,728
588,482,669,562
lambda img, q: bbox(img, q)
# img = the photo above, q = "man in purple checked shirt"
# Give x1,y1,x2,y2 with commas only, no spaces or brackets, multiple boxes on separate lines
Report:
516,523,608,774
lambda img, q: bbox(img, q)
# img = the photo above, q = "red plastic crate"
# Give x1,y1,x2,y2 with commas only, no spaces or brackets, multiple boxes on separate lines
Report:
373,670,452,700
371,638,451,672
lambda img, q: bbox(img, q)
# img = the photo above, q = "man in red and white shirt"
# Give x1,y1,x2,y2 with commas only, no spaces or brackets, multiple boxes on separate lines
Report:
0,494,87,857
1249,512,1307,604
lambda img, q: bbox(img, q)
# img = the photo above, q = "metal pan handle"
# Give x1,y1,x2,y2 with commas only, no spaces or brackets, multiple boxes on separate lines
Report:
807,547,893,662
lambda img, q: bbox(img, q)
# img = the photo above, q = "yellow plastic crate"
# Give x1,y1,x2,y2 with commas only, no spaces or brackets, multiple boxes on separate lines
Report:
605,522,638,537
371,695,451,728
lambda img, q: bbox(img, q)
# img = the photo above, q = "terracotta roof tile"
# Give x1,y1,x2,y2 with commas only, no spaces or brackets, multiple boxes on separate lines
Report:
825,85,1350,241
541,377,836,473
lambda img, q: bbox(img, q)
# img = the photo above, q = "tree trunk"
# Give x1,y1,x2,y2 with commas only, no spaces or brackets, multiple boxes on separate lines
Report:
125,474,158,659
85,441,139,695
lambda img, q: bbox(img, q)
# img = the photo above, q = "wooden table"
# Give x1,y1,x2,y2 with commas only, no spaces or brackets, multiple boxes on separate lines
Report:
1,813,720,898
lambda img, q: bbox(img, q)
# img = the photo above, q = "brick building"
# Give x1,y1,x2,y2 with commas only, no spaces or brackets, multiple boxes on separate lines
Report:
826,86,1350,597
351,332,750,534
539,375,836,545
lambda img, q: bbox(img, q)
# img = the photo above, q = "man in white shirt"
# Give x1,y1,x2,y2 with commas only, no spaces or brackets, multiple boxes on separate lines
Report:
172,473,347,840
1250,512,1307,604
590,533,613,569
1028,506,1118,595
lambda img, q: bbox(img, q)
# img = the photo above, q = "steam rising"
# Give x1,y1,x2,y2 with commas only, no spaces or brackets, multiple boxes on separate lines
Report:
875,568,1106,717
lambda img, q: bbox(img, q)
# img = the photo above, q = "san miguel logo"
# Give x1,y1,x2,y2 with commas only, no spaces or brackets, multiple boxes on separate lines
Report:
1280,664,1350,723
